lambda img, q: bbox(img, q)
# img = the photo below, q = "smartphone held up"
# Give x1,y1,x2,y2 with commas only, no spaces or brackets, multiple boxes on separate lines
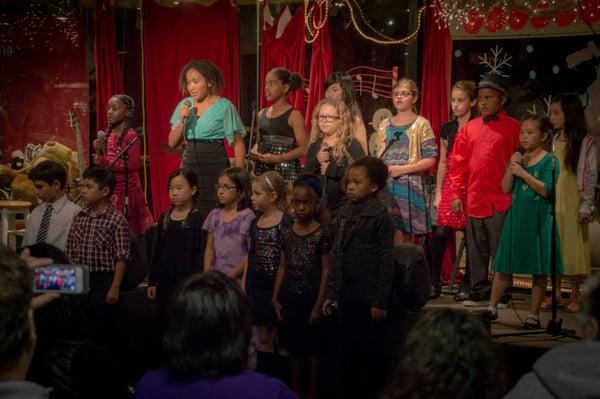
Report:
33,264,89,294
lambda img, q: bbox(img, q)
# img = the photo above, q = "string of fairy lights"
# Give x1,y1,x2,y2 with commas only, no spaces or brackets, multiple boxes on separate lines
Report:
0,0,80,49
304,0,425,45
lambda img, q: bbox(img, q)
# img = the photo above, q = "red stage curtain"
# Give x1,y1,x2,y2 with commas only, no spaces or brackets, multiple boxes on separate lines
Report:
260,5,306,110
305,15,333,129
419,5,455,282
94,0,124,133
143,0,240,216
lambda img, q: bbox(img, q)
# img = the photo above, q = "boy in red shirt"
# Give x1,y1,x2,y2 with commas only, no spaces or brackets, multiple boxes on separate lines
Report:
449,75,520,306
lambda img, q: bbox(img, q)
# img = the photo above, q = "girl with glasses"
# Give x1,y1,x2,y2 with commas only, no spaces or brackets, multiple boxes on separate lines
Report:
304,98,366,217
202,167,254,285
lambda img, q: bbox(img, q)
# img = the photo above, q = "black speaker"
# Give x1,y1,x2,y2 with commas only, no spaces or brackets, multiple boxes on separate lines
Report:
389,243,431,312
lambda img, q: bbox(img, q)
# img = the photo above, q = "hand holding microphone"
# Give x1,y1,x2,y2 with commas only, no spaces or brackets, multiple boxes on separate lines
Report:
179,99,193,124
92,130,106,165
510,146,526,177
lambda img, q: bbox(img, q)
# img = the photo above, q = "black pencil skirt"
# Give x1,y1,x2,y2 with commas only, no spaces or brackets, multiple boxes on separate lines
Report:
183,140,230,215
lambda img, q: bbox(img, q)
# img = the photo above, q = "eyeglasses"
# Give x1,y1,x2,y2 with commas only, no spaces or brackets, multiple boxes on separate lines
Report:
318,114,340,122
393,91,414,98
215,184,238,191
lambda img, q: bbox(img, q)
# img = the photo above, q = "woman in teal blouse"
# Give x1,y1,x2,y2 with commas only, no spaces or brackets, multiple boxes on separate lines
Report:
168,60,246,214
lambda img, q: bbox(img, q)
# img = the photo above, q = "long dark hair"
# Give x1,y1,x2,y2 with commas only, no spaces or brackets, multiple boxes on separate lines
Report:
552,93,588,172
217,167,252,210
382,308,505,399
163,272,251,379
324,71,363,120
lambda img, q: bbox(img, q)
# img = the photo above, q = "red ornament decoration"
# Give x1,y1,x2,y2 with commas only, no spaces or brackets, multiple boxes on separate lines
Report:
531,1,550,29
485,6,505,32
463,8,483,34
555,9,576,27
508,8,528,30
580,0,600,24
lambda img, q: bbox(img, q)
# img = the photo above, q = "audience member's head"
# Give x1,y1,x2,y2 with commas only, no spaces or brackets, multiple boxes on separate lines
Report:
163,271,251,380
382,308,505,399
0,244,35,379
581,273,600,340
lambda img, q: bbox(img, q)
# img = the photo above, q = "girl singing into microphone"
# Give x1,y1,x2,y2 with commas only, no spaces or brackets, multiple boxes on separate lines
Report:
374,79,437,243
304,98,365,217
487,115,562,328
93,94,154,235
168,60,246,215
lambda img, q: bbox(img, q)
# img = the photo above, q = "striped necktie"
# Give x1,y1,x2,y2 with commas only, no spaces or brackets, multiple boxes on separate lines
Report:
36,203,53,243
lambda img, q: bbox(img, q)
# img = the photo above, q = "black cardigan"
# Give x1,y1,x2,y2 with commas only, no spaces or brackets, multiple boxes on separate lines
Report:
327,198,394,309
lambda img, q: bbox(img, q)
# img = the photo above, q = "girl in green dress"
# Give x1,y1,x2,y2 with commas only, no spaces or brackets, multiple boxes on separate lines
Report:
487,115,563,329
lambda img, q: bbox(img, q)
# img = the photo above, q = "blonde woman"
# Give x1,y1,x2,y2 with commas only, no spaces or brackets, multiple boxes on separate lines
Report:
304,98,366,216
375,78,438,243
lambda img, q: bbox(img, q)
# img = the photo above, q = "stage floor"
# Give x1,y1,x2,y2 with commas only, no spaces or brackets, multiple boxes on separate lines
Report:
426,292,581,349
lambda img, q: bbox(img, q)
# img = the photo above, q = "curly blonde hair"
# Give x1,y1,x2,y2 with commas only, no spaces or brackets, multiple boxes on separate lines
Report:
310,98,355,164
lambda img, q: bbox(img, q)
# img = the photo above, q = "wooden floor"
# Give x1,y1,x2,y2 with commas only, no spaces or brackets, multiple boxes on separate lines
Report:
426,291,581,349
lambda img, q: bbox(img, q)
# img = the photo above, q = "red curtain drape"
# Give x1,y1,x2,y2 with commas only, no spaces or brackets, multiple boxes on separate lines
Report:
419,4,455,282
419,5,451,138
260,5,306,110
304,11,333,129
143,0,240,216
94,0,124,133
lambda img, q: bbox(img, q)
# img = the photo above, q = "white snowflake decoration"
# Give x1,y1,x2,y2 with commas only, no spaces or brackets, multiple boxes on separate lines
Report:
479,45,512,78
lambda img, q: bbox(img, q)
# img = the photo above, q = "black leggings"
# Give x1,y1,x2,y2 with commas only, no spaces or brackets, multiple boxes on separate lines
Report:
429,226,468,287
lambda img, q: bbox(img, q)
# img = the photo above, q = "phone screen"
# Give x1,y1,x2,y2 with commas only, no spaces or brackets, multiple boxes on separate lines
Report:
33,265,89,294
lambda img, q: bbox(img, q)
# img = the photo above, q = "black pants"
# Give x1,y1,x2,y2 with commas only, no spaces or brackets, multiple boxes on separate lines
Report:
340,298,388,399
83,272,117,346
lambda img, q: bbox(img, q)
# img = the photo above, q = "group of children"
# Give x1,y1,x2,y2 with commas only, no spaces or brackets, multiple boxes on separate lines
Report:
19,65,598,399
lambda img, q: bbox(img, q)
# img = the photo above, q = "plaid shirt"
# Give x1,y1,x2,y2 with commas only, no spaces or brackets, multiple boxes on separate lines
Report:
66,204,130,273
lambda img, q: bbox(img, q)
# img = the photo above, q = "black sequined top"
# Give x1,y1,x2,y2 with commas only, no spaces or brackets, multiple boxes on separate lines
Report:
281,225,331,297
248,213,294,287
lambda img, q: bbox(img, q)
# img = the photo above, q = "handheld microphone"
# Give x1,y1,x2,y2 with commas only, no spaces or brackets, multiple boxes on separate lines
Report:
516,145,525,165
183,99,193,123
96,130,106,157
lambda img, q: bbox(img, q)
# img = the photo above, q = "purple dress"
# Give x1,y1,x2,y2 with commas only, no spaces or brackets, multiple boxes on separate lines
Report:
134,369,298,399
202,208,255,281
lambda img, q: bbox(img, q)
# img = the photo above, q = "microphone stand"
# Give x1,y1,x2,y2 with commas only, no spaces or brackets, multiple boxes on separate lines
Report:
246,101,257,174
108,133,140,220
379,131,403,160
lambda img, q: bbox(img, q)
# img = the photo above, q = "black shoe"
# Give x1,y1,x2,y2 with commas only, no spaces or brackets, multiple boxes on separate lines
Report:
430,283,442,299
479,309,498,324
463,292,490,307
498,290,512,309
454,290,470,302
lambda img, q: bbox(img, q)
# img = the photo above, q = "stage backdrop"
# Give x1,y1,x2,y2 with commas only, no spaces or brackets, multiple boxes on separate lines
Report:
260,5,306,110
143,0,240,216
0,2,89,164
94,0,124,134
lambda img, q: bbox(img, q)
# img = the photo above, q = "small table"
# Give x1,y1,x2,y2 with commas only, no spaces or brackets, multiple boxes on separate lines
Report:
0,200,32,250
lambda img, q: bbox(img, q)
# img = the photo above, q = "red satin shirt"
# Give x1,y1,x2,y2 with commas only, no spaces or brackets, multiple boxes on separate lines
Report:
449,112,521,218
